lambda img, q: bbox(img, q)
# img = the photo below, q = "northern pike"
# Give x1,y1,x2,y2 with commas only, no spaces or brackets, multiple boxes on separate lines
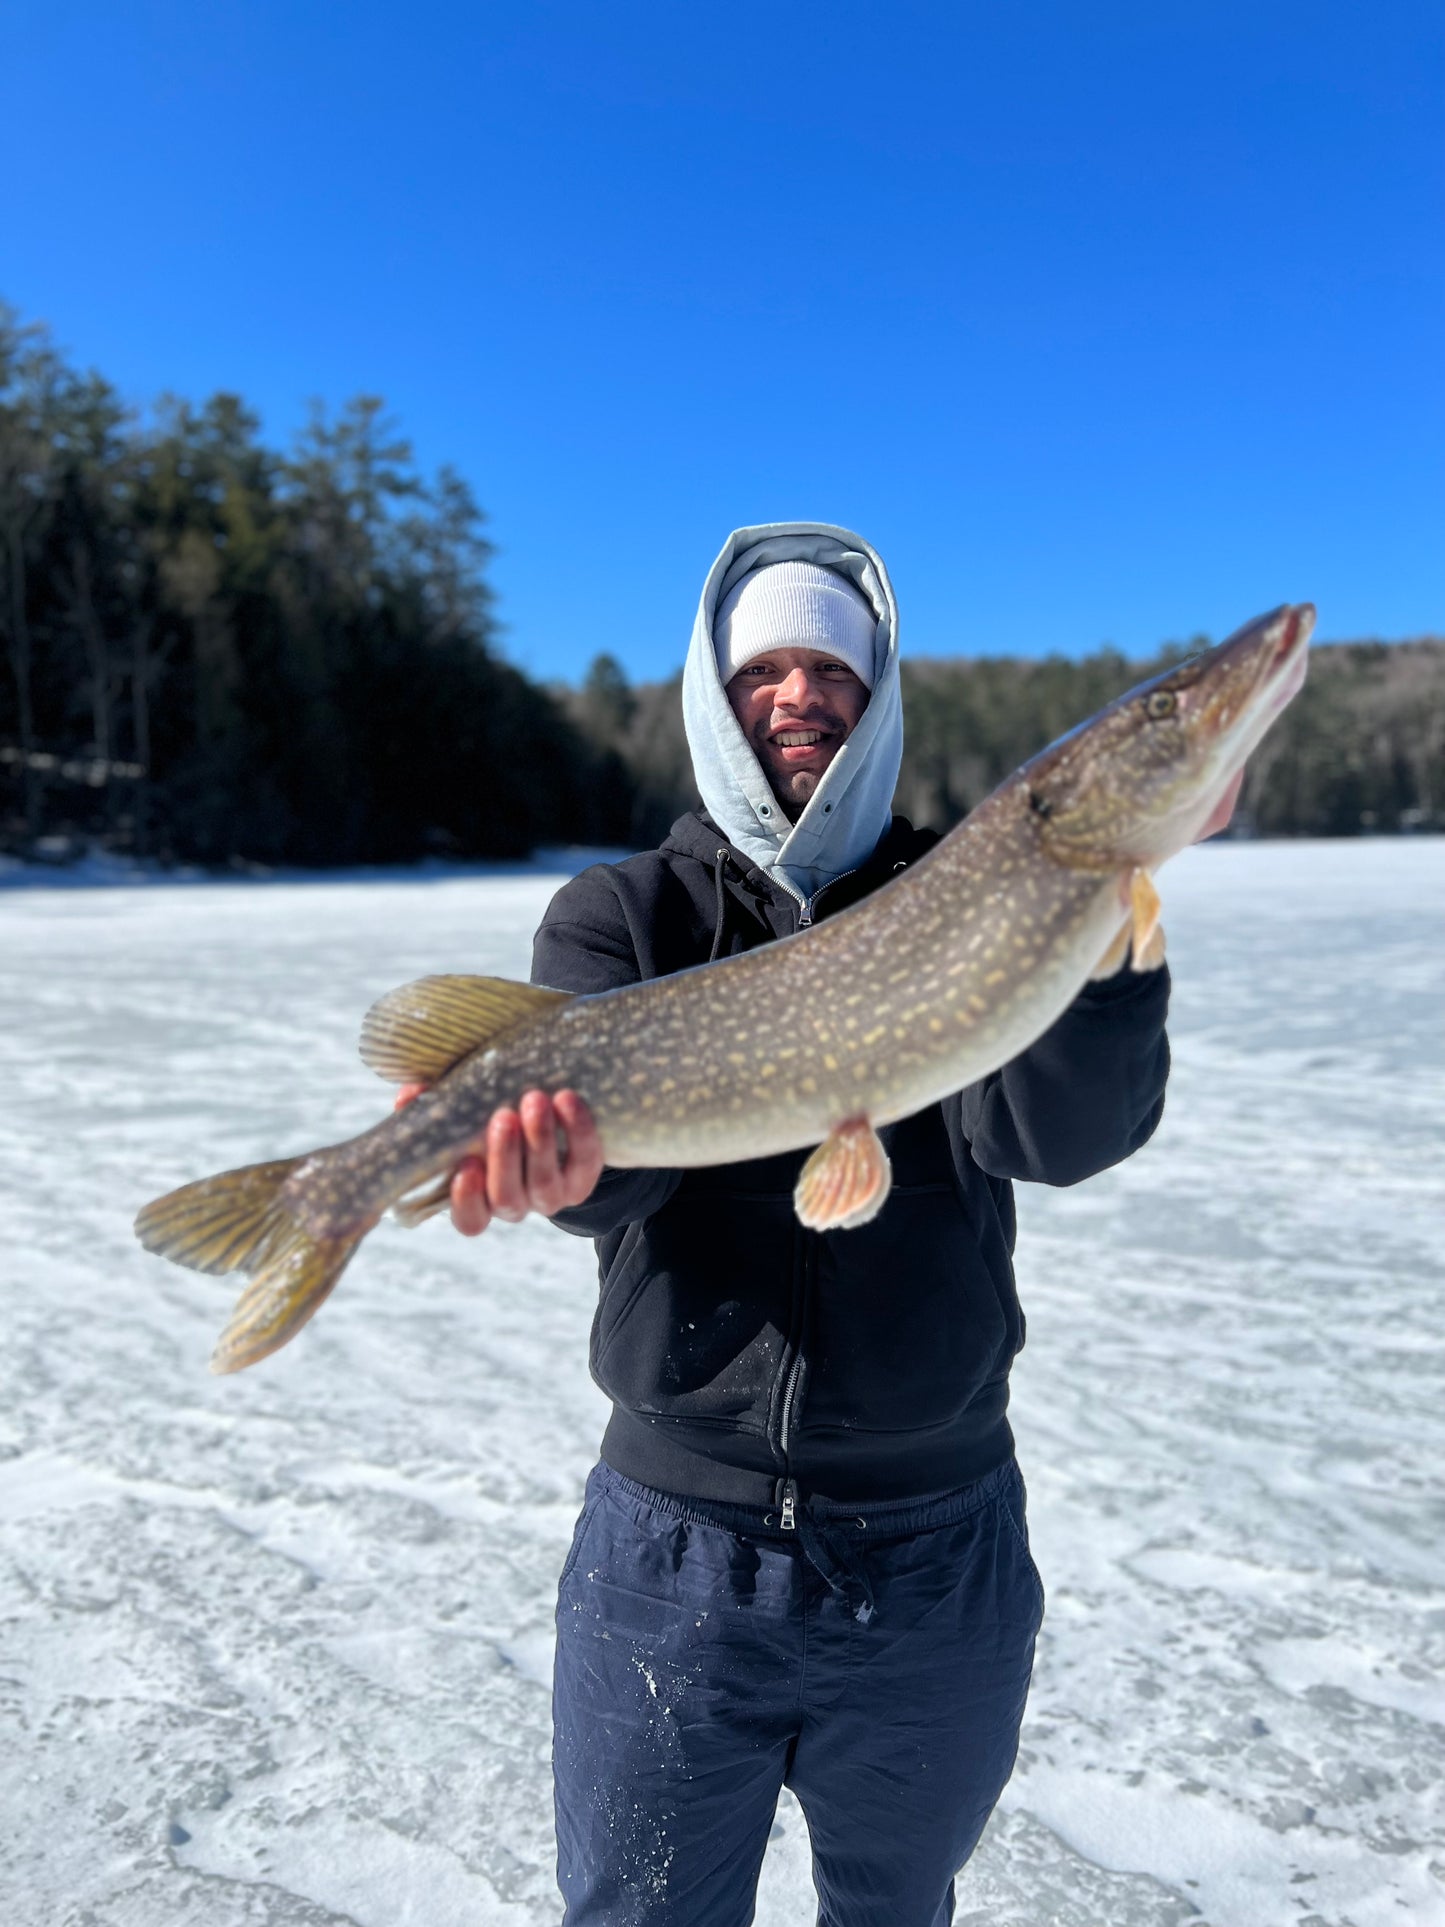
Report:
136,603,1313,1373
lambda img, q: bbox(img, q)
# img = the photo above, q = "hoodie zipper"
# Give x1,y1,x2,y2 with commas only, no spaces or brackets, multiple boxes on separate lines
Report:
769,849,910,1526
773,1227,816,1529
794,859,868,932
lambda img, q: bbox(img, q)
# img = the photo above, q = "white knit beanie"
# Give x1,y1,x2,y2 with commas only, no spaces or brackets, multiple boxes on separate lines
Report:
714,561,878,690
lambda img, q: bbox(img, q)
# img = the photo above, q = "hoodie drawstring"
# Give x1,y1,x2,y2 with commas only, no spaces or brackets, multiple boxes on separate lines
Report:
708,849,730,963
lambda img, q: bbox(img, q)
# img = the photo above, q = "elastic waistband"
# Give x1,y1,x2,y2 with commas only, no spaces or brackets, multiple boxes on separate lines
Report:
591,1455,1021,1546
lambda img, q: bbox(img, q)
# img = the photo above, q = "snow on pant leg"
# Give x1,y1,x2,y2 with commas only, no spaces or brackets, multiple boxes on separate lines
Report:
553,1465,802,1927
785,1462,1045,1927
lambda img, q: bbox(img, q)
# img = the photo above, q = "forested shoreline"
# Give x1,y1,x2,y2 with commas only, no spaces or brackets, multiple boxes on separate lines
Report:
0,305,634,869
3,304,1441,870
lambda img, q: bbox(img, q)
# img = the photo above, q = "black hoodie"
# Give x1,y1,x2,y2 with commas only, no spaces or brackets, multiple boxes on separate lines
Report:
531,809,1170,1509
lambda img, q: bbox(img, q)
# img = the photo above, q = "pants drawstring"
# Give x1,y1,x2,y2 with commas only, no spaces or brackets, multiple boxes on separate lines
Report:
796,1508,876,1625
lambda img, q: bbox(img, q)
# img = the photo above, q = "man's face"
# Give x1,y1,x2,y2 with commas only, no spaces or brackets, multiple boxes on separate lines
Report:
724,648,870,818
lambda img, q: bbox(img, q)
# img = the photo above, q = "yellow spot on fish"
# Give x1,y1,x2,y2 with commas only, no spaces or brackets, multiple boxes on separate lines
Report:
823,1054,838,1071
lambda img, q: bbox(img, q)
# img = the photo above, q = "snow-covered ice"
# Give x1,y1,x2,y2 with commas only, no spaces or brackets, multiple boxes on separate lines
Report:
1,840,1442,1926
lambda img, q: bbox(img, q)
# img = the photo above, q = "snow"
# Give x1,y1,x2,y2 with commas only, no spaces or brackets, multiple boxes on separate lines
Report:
2,839,1442,1926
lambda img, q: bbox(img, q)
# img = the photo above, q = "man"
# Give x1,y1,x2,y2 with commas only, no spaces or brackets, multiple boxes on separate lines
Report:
413,524,1178,1925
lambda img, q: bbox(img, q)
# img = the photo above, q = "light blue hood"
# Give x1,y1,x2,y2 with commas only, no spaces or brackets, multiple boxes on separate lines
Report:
681,522,903,907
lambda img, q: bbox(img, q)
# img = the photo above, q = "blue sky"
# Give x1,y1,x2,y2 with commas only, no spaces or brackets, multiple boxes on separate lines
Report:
4,0,1441,682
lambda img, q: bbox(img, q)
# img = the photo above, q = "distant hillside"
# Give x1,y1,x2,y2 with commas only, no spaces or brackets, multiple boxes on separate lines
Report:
562,638,1445,844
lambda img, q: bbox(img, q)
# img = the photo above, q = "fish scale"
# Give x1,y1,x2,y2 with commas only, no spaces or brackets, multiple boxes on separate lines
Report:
135,602,1313,1372
341,824,1111,1206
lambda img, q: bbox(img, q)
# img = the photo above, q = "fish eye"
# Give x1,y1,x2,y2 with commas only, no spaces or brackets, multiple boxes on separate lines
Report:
1145,690,1177,720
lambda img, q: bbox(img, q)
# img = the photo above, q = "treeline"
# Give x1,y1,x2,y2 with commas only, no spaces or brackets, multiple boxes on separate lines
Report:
0,303,633,867
897,638,1445,838
560,637,1445,846
3,303,1440,868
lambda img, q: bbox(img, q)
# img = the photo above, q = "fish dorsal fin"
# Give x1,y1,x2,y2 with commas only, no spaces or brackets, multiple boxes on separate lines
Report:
359,974,572,1084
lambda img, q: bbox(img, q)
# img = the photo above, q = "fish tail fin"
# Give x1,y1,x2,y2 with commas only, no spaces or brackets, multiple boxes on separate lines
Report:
135,1158,307,1277
135,1158,368,1375
207,1222,366,1375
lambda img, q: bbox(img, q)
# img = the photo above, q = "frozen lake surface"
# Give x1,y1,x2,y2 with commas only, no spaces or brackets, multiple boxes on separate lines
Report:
2,840,1442,1926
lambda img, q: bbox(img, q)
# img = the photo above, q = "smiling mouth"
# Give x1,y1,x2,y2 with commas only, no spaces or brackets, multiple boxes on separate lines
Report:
772,730,826,748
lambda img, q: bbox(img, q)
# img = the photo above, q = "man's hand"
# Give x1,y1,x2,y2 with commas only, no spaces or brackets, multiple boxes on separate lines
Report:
393,1086,604,1236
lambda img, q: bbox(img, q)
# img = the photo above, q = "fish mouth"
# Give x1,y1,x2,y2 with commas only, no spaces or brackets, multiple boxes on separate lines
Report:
1239,602,1313,713
1202,601,1317,751
1179,604,1313,837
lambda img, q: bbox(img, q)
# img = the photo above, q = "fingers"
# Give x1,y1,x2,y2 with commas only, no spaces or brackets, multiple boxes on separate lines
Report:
484,1092,575,1220
553,1091,604,1206
517,1090,568,1216
450,1092,603,1232
484,1106,530,1223
449,1155,493,1237
394,1082,427,1111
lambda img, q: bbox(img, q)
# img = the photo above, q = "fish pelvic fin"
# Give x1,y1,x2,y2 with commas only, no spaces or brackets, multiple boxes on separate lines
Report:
135,1158,370,1374
359,974,573,1084
794,1118,893,1232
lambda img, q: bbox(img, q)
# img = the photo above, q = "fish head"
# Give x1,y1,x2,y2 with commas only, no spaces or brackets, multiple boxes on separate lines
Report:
1022,603,1314,871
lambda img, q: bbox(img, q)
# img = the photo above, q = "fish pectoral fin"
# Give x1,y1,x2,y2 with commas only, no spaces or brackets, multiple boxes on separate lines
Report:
1090,922,1133,980
1132,919,1167,971
794,1118,893,1232
359,975,573,1084
1091,871,1166,979
1130,867,1162,960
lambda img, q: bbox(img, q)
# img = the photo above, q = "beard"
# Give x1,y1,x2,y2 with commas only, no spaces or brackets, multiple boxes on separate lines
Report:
768,764,827,819
752,709,850,820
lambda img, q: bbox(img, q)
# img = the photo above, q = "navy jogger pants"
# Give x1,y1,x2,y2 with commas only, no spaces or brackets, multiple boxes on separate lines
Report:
552,1458,1044,1926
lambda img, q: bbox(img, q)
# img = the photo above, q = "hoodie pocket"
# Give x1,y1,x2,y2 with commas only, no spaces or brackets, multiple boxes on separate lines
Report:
591,1184,796,1434
803,1185,1012,1436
